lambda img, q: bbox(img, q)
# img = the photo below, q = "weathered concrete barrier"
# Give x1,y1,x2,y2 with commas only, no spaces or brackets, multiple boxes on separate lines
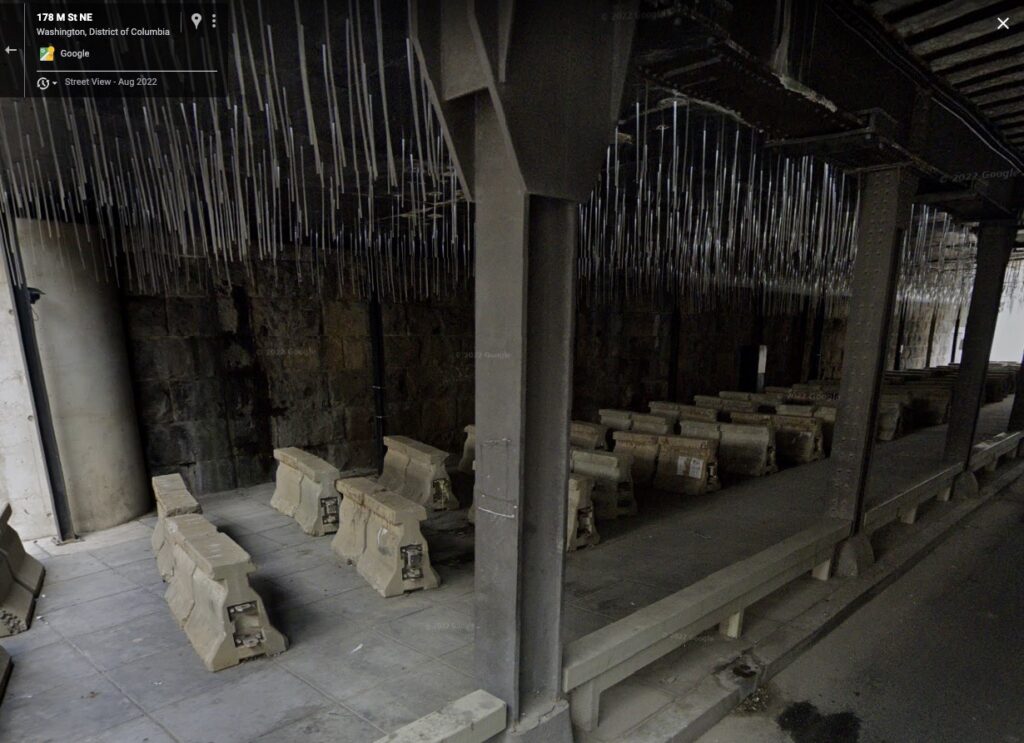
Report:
611,431,660,486
731,412,825,466
270,448,343,536
0,503,45,595
571,448,637,519
677,419,777,478
373,689,506,743
567,475,600,551
0,502,44,637
598,408,634,432
631,413,674,435
150,474,202,571
331,476,385,564
571,421,609,450
654,435,721,495
357,489,440,597
458,425,476,474
381,436,458,511
157,513,287,671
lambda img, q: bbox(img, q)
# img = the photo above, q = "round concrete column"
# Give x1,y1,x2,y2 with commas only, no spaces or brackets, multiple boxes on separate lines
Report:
17,219,149,533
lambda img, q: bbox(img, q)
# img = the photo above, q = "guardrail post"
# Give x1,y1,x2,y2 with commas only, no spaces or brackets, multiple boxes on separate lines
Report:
410,3,635,739
943,220,1016,498
827,167,917,576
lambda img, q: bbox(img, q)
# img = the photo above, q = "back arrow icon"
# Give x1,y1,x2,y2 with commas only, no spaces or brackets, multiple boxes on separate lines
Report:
4,47,18,54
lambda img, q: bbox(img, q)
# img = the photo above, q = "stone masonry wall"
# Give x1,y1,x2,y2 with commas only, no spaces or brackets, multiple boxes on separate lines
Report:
123,259,473,495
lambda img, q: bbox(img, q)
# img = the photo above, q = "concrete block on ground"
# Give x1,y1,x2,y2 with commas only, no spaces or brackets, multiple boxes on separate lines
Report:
357,489,440,597
382,436,458,511
612,431,660,487
373,688,506,743
271,448,355,536
567,475,600,552
677,420,777,478
331,476,385,564
571,448,637,519
598,408,634,432
631,412,675,435
0,555,34,637
654,435,721,495
731,412,825,466
571,421,609,450
156,512,217,581
152,473,202,518
0,502,45,595
158,514,287,671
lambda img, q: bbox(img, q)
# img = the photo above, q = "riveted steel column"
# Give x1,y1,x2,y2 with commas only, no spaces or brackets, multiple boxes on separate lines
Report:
828,167,917,529
943,220,1015,463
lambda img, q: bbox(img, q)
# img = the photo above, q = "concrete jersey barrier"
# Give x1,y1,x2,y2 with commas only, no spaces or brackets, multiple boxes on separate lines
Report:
677,419,778,478
571,448,637,519
270,448,345,536
0,502,45,637
654,435,721,495
356,488,441,597
381,436,458,511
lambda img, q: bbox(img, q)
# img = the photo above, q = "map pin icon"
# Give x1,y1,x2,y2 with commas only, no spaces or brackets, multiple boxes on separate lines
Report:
191,13,203,29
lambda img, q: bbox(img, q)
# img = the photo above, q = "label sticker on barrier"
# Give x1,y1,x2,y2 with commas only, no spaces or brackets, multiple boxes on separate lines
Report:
402,544,424,580
320,496,340,527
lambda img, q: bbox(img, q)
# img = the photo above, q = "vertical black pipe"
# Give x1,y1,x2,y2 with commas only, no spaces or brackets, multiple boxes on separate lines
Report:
924,307,937,368
368,296,387,474
1,214,77,542
950,304,962,364
666,302,681,401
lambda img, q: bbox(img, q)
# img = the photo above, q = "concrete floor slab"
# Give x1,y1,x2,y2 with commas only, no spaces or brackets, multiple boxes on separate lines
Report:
252,706,383,742
278,626,435,701
35,569,137,612
0,673,142,742
81,715,177,743
88,536,157,568
149,665,331,743
38,552,109,583
341,659,476,731
40,586,166,637
379,604,474,657
4,640,96,696
71,610,184,671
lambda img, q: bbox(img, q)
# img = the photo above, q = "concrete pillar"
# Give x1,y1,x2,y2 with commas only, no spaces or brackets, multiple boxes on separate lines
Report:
827,167,917,574
943,221,1015,499
9,220,149,534
410,3,634,739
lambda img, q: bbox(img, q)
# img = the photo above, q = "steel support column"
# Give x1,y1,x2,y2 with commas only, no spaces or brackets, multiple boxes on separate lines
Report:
410,3,635,739
943,220,1016,493
827,167,916,574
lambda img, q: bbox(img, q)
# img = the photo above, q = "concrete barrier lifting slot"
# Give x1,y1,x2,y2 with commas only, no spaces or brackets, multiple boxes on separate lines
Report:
269,448,364,536
0,502,45,636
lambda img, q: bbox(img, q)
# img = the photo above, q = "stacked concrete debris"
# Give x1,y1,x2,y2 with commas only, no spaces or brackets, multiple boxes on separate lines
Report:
0,502,45,637
330,477,440,597
150,474,287,671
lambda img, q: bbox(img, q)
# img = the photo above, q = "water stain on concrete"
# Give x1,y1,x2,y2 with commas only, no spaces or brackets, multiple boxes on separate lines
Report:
778,701,861,743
